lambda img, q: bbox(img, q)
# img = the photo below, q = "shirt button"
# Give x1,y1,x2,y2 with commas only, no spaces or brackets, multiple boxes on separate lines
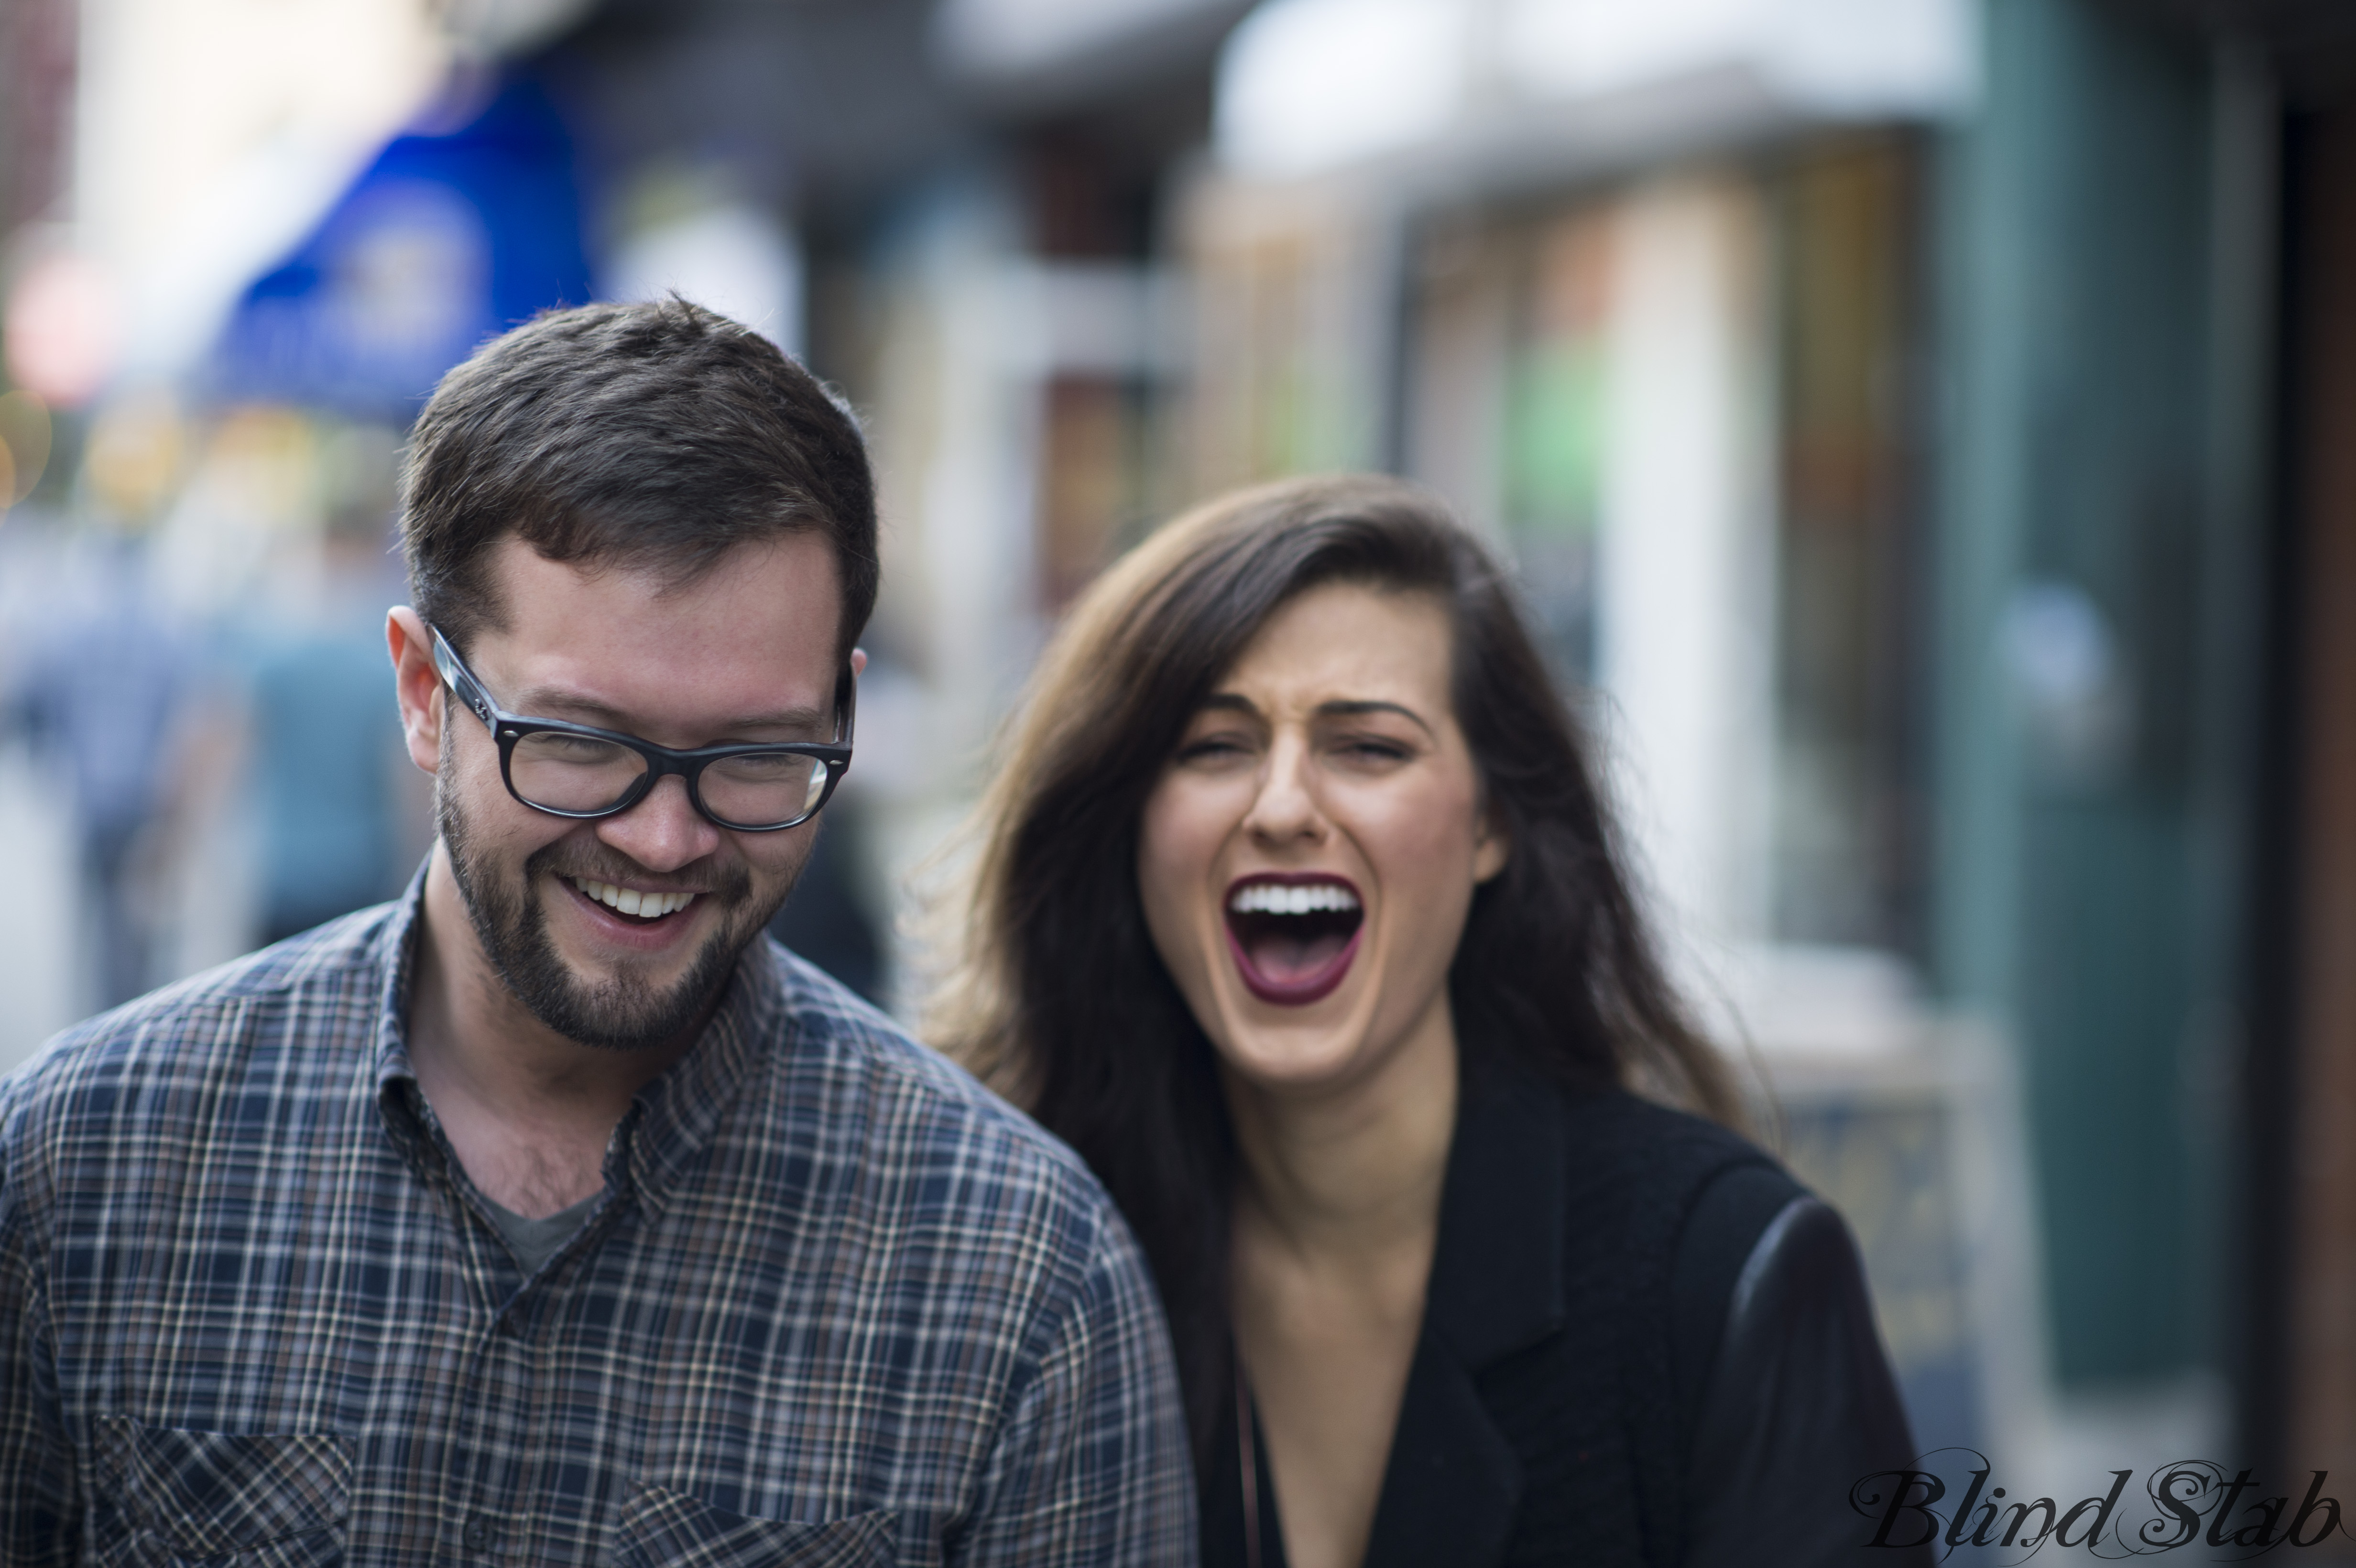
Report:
462,1514,492,1552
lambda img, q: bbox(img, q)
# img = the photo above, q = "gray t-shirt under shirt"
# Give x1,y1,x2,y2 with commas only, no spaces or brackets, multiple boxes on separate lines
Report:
482,1191,600,1275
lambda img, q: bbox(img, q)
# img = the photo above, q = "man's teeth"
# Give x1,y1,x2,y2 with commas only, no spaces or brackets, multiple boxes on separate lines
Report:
572,879,696,917
1228,882,1362,916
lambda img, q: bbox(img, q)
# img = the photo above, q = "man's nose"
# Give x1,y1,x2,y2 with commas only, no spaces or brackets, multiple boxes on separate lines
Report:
595,773,723,872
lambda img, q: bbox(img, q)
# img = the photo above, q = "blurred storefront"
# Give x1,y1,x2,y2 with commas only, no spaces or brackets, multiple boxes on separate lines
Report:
786,0,2355,1493
1166,0,2001,1457
4,0,2355,1503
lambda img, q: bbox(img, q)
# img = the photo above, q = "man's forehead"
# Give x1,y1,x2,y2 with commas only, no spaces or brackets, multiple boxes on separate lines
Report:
480,534,839,632
471,533,843,696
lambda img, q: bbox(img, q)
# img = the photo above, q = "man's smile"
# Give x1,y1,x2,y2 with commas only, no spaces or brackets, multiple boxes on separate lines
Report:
568,877,699,921
548,865,731,958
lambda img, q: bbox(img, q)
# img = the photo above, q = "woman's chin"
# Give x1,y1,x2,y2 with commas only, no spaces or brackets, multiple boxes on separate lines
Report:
1200,942,1467,1107
1205,989,1386,1097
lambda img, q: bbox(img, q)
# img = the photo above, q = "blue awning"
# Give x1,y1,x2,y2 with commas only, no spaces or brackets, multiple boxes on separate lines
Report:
207,73,594,417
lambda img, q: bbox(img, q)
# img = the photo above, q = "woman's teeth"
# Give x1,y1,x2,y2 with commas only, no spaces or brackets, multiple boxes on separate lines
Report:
572,879,696,918
1228,882,1361,916
1224,880,1363,1002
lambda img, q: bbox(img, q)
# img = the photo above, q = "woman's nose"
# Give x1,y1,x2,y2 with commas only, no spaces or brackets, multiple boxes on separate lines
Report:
1242,737,1324,844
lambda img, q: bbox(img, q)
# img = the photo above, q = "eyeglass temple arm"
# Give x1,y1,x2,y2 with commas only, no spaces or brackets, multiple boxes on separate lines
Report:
833,664,858,754
429,628,499,731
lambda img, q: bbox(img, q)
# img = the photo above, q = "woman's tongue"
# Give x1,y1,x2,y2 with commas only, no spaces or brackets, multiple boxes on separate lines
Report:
1244,927,1349,982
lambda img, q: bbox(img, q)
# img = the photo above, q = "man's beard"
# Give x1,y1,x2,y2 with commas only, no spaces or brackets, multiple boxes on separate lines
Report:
437,776,786,1053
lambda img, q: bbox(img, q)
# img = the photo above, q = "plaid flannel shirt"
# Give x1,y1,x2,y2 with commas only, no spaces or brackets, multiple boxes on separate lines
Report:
0,881,1195,1566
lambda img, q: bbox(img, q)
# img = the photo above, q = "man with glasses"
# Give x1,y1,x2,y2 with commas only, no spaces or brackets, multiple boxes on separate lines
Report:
0,301,1193,1564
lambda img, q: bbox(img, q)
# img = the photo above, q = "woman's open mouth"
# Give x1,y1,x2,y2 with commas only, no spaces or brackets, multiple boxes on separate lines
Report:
1223,873,1363,1006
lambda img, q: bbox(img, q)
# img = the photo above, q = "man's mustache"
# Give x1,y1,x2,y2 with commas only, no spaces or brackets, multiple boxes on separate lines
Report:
523,841,753,904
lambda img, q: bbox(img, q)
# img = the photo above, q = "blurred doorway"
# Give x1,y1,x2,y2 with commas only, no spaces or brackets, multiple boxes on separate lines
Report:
2255,83,2356,1490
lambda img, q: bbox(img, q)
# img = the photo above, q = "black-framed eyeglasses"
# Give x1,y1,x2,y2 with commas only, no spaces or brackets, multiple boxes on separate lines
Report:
431,626,853,832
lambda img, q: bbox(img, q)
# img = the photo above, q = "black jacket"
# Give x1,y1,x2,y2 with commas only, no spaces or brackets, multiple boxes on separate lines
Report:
1201,1058,1930,1568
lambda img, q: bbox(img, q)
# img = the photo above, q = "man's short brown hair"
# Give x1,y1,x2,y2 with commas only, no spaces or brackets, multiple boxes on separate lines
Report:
401,299,878,665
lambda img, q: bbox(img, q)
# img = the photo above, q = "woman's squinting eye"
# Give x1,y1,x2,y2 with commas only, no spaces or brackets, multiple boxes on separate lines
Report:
1333,733,1416,764
1175,730,1254,765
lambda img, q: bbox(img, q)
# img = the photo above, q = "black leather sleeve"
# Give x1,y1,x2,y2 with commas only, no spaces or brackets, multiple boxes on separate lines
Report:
1679,1194,1933,1568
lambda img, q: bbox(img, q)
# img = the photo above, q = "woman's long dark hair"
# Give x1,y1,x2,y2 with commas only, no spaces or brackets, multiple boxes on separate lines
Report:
928,474,1737,1458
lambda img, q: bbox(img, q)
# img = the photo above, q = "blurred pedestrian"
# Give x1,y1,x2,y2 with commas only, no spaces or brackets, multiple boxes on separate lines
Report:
765,789,885,1004
240,511,411,945
3,538,191,1007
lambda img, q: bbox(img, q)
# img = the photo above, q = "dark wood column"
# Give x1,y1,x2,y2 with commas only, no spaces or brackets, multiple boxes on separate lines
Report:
2280,98,2356,1485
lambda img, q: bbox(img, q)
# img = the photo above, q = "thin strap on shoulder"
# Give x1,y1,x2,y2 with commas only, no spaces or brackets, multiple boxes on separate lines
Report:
1236,1358,1264,1568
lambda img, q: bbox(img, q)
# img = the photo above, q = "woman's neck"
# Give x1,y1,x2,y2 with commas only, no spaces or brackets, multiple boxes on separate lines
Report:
1223,999,1460,1266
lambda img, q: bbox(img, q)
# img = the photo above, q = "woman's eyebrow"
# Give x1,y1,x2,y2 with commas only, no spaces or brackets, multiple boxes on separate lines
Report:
1316,698,1436,737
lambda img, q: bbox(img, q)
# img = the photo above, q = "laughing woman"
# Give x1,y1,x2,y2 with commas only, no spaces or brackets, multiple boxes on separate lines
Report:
931,475,1925,1568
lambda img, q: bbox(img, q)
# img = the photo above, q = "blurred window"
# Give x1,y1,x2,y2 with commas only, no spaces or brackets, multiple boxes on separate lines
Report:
1401,133,1924,955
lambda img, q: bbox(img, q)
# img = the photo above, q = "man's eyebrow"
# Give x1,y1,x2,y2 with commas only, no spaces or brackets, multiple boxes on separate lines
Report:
1316,698,1436,737
508,686,831,736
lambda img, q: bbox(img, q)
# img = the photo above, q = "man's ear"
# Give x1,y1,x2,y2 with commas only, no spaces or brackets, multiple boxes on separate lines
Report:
386,608,444,777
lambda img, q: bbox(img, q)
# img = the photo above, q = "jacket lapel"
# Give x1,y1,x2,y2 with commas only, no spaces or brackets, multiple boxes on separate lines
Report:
1363,1058,1571,1568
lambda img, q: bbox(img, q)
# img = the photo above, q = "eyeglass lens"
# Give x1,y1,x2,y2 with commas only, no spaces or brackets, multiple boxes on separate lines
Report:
507,731,832,827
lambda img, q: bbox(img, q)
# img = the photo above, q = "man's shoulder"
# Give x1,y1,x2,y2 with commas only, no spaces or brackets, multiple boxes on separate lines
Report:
750,940,1117,1240
0,906,395,1152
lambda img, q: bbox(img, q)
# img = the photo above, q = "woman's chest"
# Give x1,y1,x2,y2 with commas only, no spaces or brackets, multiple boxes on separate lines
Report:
1232,1258,1427,1568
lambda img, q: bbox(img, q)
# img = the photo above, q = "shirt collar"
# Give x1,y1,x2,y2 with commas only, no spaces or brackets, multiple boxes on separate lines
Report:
624,937,784,1212
367,859,785,1212
370,864,430,1161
